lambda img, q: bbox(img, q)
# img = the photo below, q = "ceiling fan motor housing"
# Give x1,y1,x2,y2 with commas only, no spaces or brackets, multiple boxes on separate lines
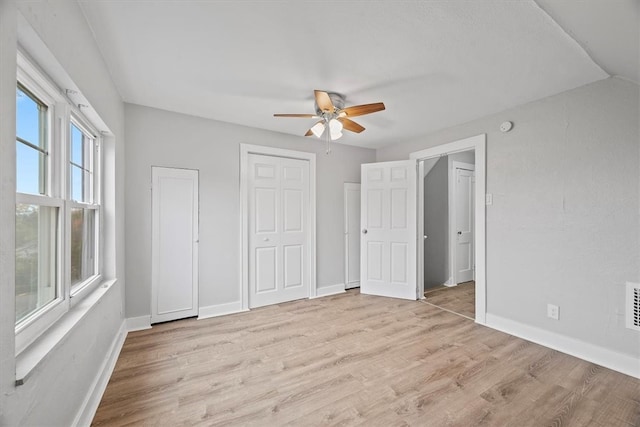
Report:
315,92,345,116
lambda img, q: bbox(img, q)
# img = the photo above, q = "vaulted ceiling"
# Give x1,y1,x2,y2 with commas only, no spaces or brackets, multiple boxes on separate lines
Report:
79,1,638,149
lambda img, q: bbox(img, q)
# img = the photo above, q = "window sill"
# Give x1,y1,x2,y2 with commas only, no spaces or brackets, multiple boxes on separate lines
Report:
15,278,118,386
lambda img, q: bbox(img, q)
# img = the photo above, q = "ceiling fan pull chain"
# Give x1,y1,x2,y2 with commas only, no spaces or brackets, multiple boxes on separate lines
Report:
325,128,331,154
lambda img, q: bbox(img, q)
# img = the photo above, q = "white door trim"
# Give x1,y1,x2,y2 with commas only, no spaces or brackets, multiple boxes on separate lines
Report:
240,144,316,311
344,183,361,289
410,134,487,324
450,161,475,286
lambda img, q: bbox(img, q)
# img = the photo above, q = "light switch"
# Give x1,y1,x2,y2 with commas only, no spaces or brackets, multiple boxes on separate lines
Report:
485,193,493,205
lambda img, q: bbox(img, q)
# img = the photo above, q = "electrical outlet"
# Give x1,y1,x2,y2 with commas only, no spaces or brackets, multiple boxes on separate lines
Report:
547,304,559,320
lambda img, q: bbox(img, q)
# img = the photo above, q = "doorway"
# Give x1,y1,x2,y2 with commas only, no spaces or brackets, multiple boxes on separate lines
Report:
151,166,199,324
412,134,486,324
422,152,476,319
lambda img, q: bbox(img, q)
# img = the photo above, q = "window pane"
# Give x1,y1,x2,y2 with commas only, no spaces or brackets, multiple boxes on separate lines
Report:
16,142,46,195
16,87,45,146
69,123,93,203
71,164,83,202
71,124,84,165
16,204,58,324
16,86,47,195
71,208,96,286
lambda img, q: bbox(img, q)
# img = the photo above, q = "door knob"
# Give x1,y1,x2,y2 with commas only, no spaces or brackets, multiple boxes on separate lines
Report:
362,229,368,234
457,231,462,235
423,235,428,239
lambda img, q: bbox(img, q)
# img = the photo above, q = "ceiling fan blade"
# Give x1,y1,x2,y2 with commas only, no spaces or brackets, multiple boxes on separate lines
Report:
314,90,334,112
338,117,365,133
341,102,385,117
274,113,318,118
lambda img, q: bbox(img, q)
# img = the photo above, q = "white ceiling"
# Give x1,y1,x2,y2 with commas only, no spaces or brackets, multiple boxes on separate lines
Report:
79,1,623,149
536,0,639,85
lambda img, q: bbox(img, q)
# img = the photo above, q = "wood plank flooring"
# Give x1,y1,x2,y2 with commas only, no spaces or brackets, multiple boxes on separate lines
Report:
93,290,640,426
424,281,476,319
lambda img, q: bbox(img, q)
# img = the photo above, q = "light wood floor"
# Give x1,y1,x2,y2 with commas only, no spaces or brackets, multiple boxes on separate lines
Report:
93,290,640,426
424,281,476,319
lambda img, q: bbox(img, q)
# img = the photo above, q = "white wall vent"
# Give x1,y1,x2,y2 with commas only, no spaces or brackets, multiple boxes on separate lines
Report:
627,282,640,332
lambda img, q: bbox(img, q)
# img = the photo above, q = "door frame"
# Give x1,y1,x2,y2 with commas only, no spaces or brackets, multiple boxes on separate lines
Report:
410,134,487,324
240,144,316,311
151,166,199,324
450,161,475,286
344,183,361,289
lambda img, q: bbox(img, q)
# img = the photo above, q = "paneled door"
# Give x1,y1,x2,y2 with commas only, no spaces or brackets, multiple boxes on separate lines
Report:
248,154,310,308
455,167,475,283
360,160,417,300
151,167,199,323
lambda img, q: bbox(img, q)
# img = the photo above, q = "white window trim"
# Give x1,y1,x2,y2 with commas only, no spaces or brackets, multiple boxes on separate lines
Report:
15,50,104,355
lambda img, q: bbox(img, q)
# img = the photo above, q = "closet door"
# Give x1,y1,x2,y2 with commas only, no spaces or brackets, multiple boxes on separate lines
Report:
151,167,199,323
248,154,310,308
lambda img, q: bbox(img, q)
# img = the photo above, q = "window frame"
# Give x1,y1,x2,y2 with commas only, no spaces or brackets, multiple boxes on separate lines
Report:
15,50,104,355
67,114,102,301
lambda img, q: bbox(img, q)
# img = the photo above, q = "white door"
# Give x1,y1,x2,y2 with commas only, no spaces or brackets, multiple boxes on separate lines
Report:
455,167,475,283
344,183,361,289
151,167,199,323
248,154,309,308
360,160,417,300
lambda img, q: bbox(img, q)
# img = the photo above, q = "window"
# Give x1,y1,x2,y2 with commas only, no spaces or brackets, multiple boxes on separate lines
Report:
69,119,100,292
15,53,102,354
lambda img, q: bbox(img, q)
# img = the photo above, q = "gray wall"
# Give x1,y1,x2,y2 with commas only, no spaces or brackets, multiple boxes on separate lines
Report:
449,150,475,167
124,104,375,317
424,157,449,289
378,77,640,358
0,1,126,424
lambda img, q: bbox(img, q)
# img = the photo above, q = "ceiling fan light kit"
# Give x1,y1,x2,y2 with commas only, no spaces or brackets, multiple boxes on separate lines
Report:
274,90,385,154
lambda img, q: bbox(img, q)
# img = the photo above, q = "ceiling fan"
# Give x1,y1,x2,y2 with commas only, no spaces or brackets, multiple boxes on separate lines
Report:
274,90,385,153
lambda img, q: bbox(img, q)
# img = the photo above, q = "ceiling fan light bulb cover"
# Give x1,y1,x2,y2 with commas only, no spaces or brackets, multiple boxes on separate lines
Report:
329,119,343,140
329,118,343,133
311,122,325,138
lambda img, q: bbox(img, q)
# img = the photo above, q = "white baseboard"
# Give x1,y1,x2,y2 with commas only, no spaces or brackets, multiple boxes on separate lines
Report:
198,301,247,320
126,315,151,332
311,283,346,299
73,320,127,427
443,277,455,287
485,313,640,379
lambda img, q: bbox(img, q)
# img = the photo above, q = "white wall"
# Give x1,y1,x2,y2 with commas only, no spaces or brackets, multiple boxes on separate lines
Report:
124,104,375,318
379,77,640,358
0,1,126,424
0,0,19,418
